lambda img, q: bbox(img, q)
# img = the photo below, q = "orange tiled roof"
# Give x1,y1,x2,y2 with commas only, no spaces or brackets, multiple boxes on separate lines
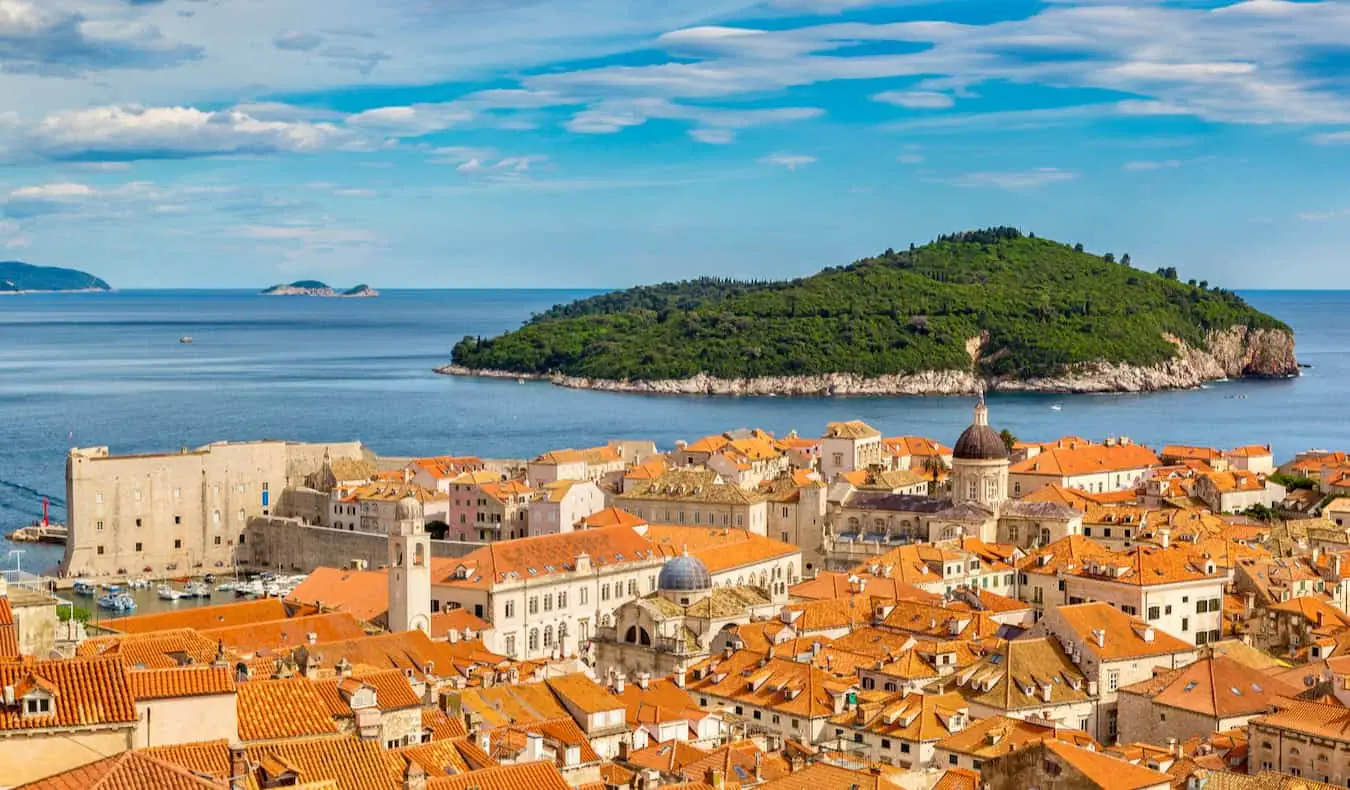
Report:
249,736,403,790
1117,656,1299,717
830,690,968,742
480,479,535,503
128,665,236,700
0,657,137,731
311,669,422,716
623,740,712,773
438,525,657,589
421,707,469,741
430,608,490,638
1042,739,1172,790
614,677,707,728
932,768,980,790
0,597,19,659
340,480,445,504
788,573,939,604
15,751,225,790
287,567,390,622
625,456,669,481
534,446,622,466
457,680,572,727
236,677,342,742
1047,602,1193,661
1160,445,1224,462
1010,444,1160,477
426,760,573,790
824,421,881,440
643,525,800,574
935,714,1098,759
411,456,484,480
1228,445,1272,458
754,762,900,790
201,612,367,657
101,598,290,635
577,507,647,529
686,649,848,719
545,673,623,715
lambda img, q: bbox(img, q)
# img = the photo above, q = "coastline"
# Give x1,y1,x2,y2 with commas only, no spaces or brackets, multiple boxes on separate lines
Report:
0,288,111,295
437,325,1299,397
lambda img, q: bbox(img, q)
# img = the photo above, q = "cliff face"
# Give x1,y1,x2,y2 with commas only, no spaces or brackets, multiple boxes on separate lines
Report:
439,325,1297,396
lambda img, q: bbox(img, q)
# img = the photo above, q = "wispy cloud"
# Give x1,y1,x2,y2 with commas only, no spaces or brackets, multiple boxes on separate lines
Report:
759,153,816,170
872,91,955,110
948,167,1077,190
0,0,202,75
1298,208,1350,222
1310,131,1350,145
1122,159,1185,171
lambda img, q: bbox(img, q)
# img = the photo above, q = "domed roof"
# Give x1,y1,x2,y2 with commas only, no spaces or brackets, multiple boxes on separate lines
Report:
658,554,712,592
953,400,1009,461
396,495,424,521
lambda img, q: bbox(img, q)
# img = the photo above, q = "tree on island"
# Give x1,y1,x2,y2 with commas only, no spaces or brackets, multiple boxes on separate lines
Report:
1121,253,1131,267
1103,253,1115,264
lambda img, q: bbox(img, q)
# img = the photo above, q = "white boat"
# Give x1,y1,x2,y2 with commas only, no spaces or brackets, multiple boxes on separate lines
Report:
127,578,151,590
179,336,193,344
184,582,211,598
1050,403,1063,411
215,582,236,593
157,585,185,601
73,581,96,596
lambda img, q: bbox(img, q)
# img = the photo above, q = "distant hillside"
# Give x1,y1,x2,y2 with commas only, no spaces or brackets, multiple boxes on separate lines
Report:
447,228,1297,394
0,262,110,293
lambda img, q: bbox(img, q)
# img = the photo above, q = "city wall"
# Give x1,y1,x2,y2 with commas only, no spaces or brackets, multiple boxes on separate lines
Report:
244,516,482,572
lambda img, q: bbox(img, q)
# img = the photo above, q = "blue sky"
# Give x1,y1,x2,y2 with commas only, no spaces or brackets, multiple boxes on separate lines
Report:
3,0,1350,288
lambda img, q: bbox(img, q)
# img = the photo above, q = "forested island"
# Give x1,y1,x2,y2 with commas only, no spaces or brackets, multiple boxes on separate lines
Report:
443,229,1298,395
0,261,111,293
261,281,378,297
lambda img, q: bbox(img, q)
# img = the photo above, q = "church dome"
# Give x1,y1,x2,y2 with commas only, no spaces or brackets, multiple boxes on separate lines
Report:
953,400,1009,461
658,554,712,592
396,495,424,521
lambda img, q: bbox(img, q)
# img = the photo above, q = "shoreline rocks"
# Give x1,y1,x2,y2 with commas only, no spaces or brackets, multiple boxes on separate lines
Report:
436,326,1299,397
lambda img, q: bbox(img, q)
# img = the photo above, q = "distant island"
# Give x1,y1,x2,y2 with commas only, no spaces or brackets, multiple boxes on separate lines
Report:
0,261,111,293
442,227,1298,395
261,281,378,297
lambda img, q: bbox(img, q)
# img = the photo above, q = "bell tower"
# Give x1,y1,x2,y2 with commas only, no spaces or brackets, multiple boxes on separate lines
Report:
388,496,432,635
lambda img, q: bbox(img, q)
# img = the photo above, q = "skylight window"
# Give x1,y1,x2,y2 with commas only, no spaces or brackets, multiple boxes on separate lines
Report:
1230,687,1243,696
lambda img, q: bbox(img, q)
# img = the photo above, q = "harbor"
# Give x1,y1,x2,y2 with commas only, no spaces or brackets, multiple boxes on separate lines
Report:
65,572,310,623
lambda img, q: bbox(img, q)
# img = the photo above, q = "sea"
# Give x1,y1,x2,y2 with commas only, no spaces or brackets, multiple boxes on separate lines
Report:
1,289,1345,575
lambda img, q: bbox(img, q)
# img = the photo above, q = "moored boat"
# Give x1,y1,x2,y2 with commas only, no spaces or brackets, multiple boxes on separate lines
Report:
157,585,184,601
73,580,95,596
184,582,210,598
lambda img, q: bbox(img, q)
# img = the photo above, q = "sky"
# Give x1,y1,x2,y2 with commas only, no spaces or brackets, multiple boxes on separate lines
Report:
2,0,1350,288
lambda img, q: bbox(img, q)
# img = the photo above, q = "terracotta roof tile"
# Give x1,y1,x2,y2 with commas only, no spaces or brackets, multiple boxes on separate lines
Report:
421,707,469,741
754,762,900,790
544,673,623,715
935,714,1097,759
622,740,711,773
1042,740,1172,790
439,525,656,589
102,598,290,635
0,657,137,731
1047,602,1195,661
236,677,341,742
0,597,19,660
643,525,799,574
932,768,980,790
201,612,368,657
457,680,572,727
77,628,222,669
824,421,881,440
1011,444,1160,477
15,751,225,790
426,760,573,790
248,736,403,790
287,567,390,622
577,507,648,529
1119,656,1299,717
128,665,236,700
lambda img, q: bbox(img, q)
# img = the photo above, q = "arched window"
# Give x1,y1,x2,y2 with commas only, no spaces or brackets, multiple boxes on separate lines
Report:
941,527,954,540
873,518,885,531
528,629,539,651
967,480,977,500
1039,527,1051,544
625,625,638,643
543,626,554,647
787,563,796,583
413,543,426,567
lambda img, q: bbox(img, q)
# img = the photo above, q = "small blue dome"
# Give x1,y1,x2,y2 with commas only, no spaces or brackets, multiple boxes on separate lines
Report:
659,554,712,592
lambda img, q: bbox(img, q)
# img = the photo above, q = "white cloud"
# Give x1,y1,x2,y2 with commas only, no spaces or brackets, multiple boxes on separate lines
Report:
690,128,735,144
13,105,347,162
873,90,955,109
9,183,93,200
0,0,201,75
563,98,822,137
273,30,324,52
759,153,816,170
237,224,378,245
1122,159,1184,171
897,152,924,164
949,167,1077,190
1298,208,1350,222
1310,131,1350,145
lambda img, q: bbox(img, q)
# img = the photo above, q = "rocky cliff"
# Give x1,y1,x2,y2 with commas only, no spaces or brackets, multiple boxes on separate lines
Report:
437,325,1297,396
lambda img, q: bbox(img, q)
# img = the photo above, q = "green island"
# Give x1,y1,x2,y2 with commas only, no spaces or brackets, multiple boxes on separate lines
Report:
261,281,378,297
446,228,1297,394
0,261,111,292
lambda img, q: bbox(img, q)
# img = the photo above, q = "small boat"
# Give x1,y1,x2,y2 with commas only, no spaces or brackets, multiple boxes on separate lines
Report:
103,583,122,593
179,336,193,344
97,593,136,612
1050,403,1063,411
204,573,216,584
127,577,151,590
215,582,236,593
73,581,96,596
184,582,210,598
157,585,185,601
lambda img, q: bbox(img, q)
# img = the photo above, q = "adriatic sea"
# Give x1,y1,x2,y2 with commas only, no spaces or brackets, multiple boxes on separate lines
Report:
0,289,1343,573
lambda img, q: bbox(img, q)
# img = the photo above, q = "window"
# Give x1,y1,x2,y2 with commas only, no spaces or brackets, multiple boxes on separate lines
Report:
528,629,539,651
214,536,221,545
173,539,182,549
134,542,142,551
1148,606,1160,620
97,545,104,555
237,508,245,522
949,755,957,766
134,518,142,528
96,520,104,531
627,580,637,596
504,635,516,657
558,591,567,608
853,733,863,744
95,492,104,504
881,739,891,749
1181,617,1189,631
543,595,552,612
505,601,515,618
174,515,181,525
580,587,588,605
24,697,50,715
1197,599,1209,613
543,626,554,647
1107,669,1120,692
900,743,910,754
1165,604,1172,615
753,710,762,720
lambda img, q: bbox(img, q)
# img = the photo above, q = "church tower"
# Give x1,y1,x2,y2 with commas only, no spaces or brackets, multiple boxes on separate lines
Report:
388,496,432,635
950,399,1010,512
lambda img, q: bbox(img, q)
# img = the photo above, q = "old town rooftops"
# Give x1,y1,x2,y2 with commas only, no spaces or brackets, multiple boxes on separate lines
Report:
1048,602,1194,661
576,507,647,529
1010,444,1161,477
236,677,342,741
936,714,1097,759
127,665,236,701
1252,697,1350,740
15,751,227,789
1040,740,1173,790
686,648,850,719
617,469,766,505
824,421,881,440
644,525,800,573
99,598,291,634
1118,656,1299,717
829,690,969,741
533,446,622,466
0,657,137,731
440,524,658,588
339,480,446,504
947,637,1089,711
287,567,390,622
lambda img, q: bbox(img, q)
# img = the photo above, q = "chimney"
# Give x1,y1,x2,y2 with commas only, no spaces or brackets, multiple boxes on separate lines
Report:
724,645,734,660
229,745,249,790
754,752,763,781
1087,680,1098,696
403,760,428,790
614,674,626,694
1168,737,1181,759
637,670,650,690
1041,682,1052,703
525,732,546,762
675,667,687,689
1142,626,1155,643
1092,629,1106,648
1159,528,1170,548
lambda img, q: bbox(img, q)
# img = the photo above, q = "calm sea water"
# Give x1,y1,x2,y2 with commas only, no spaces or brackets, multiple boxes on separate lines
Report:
1,289,1344,573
